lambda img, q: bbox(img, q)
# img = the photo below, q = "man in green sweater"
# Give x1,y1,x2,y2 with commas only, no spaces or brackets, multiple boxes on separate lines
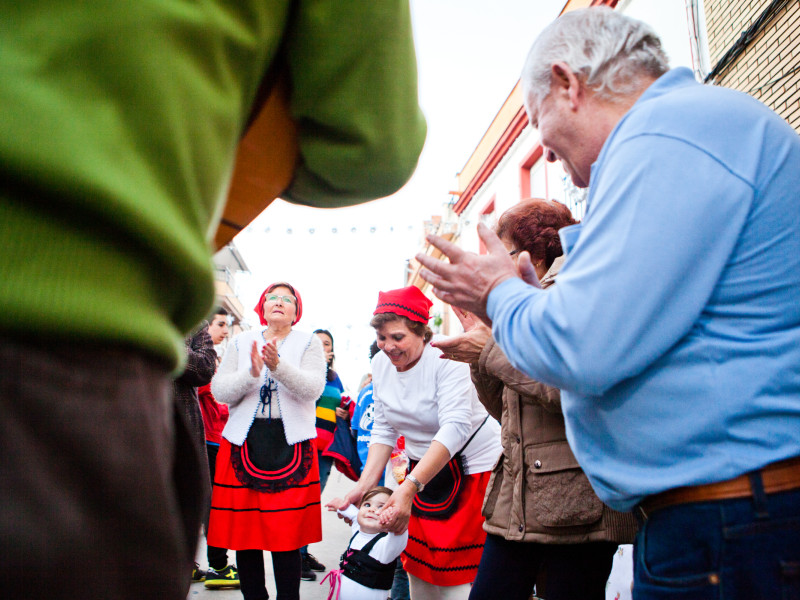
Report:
0,3,426,599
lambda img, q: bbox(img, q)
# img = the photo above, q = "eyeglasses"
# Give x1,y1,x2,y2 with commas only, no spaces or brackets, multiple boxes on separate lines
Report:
265,294,295,305
508,249,521,256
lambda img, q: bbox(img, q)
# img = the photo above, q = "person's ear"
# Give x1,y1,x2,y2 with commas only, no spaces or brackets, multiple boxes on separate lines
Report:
551,62,583,111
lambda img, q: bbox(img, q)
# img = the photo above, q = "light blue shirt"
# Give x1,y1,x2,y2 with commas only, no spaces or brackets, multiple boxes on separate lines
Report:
488,68,800,511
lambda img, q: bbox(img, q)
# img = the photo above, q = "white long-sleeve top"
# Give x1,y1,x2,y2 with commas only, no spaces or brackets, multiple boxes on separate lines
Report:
336,505,408,600
370,335,501,474
212,328,326,445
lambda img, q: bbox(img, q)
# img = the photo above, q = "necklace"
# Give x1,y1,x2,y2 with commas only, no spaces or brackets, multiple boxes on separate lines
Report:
259,333,288,419
262,328,290,344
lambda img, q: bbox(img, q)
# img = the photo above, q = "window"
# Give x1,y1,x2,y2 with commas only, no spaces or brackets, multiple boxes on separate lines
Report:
478,197,496,255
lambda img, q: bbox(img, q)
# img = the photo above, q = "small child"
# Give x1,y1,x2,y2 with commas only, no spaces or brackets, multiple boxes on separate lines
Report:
323,487,408,600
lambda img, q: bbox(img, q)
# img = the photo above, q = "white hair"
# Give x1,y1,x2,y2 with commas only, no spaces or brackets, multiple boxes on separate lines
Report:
522,7,669,109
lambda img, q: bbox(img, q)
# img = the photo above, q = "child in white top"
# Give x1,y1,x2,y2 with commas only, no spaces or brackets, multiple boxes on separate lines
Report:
324,487,408,600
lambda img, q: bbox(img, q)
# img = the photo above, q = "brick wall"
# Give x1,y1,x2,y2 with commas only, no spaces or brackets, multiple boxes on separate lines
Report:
704,0,800,132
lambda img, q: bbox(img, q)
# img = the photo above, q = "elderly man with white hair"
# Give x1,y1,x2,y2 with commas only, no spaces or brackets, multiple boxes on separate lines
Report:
417,7,800,600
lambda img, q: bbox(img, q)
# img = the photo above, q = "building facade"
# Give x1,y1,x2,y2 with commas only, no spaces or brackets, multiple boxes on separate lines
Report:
704,0,799,131
408,0,706,333
213,243,251,350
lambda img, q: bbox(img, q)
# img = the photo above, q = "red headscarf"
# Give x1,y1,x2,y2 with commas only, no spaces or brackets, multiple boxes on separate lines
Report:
373,286,432,324
254,282,303,326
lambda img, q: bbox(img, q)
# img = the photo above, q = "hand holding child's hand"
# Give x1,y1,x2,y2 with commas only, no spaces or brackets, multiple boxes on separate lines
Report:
325,498,345,511
325,496,354,525
376,490,411,534
377,505,397,531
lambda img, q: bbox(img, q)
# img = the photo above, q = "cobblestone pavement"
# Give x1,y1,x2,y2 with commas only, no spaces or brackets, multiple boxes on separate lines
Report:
189,471,357,600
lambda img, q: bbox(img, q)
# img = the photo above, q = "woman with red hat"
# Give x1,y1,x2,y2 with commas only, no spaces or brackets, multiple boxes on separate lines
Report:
332,286,502,600
208,282,327,600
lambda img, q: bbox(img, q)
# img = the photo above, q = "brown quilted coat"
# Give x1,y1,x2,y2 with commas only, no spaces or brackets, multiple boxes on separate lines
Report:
472,258,638,544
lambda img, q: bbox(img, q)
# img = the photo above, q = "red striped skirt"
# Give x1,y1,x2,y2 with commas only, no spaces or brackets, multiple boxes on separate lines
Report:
207,438,322,551
401,470,490,586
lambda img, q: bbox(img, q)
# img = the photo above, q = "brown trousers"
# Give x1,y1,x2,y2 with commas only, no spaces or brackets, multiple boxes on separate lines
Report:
1,338,204,599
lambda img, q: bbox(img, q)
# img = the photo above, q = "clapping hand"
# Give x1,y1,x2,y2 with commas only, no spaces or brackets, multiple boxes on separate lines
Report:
262,338,280,371
431,308,492,364
416,223,541,323
249,341,265,377
415,223,516,324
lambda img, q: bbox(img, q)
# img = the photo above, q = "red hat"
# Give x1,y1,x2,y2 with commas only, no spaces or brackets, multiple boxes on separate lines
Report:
373,286,432,324
254,282,303,326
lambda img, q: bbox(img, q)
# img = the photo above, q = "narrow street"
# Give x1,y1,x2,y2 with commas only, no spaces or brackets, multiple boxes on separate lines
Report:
190,471,358,600
190,471,635,600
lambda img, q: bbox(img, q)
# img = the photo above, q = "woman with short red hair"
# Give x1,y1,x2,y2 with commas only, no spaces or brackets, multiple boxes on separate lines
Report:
434,200,638,600
494,196,577,279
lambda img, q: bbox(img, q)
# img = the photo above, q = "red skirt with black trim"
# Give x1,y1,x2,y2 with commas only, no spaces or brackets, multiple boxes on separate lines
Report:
401,470,490,586
207,438,322,551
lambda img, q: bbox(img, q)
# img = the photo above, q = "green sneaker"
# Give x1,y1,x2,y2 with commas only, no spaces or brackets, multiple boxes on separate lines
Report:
204,564,240,589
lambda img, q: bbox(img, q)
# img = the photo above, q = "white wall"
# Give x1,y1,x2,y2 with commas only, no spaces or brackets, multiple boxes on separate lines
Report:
458,0,697,257
618,0,694,70
459,126,534,253
458,124,584,255
449,0,695,335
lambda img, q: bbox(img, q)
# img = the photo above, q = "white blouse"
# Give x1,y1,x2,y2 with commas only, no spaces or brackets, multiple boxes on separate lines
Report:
370,335,501,474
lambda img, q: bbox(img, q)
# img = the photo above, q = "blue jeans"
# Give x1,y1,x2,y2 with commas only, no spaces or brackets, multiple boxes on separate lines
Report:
633,483,800,599
318,452,334,492
390,557,410,600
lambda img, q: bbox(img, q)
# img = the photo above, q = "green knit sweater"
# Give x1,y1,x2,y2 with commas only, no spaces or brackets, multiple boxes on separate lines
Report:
1,1,425,369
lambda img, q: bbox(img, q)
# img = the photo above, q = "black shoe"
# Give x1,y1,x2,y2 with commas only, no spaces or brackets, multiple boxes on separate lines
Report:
304,553,326,572
205,564,240,589
300,562,316,582
191,562,207,582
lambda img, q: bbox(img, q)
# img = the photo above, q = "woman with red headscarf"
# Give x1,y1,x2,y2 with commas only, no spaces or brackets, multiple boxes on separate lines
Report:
332,286,501,600
209,282,326,600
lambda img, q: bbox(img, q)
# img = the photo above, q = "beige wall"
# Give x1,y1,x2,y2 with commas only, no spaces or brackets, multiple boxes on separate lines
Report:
705,0,800,131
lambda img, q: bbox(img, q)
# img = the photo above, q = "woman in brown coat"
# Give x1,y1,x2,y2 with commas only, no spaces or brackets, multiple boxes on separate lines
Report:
433,199,638,600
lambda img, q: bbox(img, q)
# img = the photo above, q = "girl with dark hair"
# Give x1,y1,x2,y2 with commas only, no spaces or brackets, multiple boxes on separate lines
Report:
323,486,408,600
314,328,343,384
312,328,346,493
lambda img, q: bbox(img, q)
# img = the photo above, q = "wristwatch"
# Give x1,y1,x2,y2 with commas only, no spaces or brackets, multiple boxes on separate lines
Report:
405,473,425,493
